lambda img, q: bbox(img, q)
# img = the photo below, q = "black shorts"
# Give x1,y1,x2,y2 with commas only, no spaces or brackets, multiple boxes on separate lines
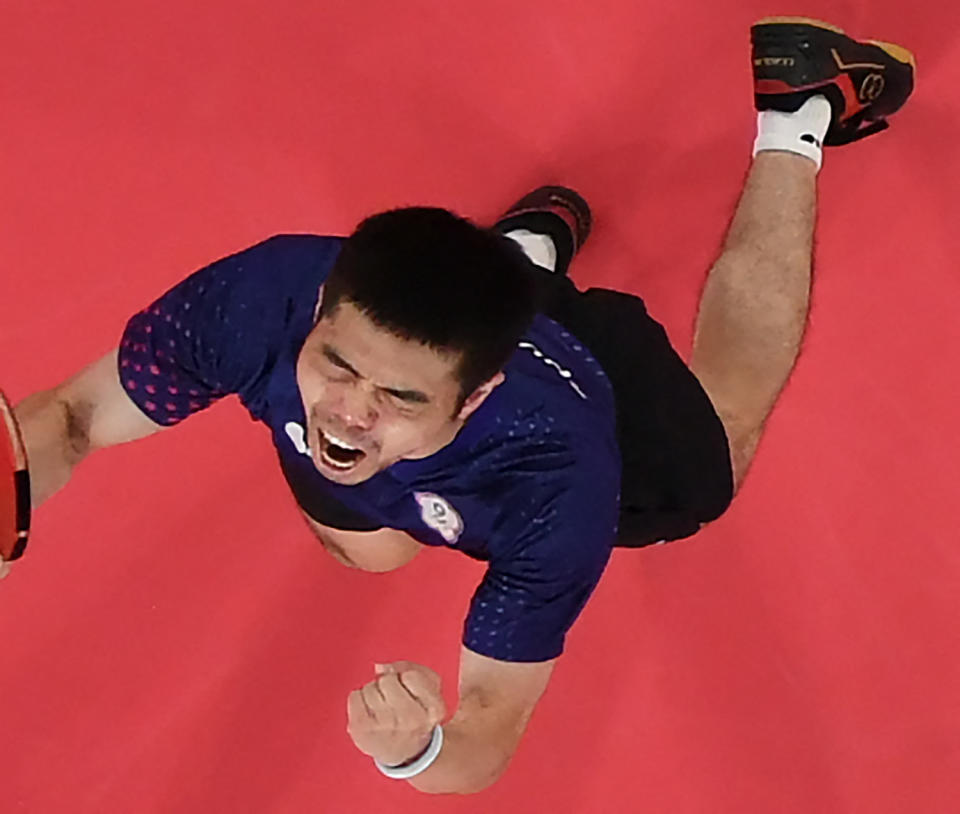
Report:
282,269,734,548
528,269,734,548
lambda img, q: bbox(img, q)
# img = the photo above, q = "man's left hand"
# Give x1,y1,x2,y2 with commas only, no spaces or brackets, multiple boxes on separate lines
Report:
347,661,447,768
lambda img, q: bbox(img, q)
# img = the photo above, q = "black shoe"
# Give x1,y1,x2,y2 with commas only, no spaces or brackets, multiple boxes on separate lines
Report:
752,17,916,145
493,185,592,276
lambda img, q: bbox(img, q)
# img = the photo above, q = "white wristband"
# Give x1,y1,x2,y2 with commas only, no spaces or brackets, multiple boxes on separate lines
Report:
374,725,444,780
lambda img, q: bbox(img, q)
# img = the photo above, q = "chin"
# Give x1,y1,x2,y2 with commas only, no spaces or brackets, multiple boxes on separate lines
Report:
312,451,384,485
314,460,371,485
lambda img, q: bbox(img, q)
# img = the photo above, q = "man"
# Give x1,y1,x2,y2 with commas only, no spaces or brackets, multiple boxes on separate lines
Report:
7,19,914,794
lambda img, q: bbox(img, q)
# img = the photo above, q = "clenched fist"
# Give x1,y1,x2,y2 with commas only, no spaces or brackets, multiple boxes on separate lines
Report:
347,661,447,768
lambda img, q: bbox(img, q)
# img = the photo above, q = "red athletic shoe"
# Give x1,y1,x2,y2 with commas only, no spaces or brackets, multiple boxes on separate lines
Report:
752,17,916,145
494,186,592,276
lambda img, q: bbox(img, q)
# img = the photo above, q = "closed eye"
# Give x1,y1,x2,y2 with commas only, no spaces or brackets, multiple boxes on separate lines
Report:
382,387,430,407
383,388,429,405
322,346,358,375
320,344,429,404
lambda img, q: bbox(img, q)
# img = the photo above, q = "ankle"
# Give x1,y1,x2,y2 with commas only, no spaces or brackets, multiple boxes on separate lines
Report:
753,95,832,171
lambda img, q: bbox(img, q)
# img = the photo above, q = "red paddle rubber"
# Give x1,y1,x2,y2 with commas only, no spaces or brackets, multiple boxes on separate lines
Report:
0,390,31,561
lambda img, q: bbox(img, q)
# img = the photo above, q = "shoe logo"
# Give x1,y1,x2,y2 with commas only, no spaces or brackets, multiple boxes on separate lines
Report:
831,48,886,72
860,73,886,102
754,56,796,67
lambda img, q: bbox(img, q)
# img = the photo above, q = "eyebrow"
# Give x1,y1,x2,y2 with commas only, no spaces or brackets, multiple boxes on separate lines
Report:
321,344,431,404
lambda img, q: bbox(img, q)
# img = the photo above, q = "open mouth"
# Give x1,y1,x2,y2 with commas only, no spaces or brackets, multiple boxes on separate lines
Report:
317,429,367,473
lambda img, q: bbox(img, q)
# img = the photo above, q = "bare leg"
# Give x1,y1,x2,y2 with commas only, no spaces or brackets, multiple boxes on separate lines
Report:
690,151,817,493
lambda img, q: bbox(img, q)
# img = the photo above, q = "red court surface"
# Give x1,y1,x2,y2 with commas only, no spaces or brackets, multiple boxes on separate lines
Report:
1,2,958,812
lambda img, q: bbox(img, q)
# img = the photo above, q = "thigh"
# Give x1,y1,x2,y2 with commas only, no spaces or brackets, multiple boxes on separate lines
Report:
530,272,735,547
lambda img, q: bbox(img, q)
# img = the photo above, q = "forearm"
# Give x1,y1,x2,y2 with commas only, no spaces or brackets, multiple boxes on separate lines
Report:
13,389,88,508
406,717,515,795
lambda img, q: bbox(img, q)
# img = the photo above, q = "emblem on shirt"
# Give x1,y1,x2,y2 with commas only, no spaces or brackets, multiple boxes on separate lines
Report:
414,492,464,544
285,422,311,457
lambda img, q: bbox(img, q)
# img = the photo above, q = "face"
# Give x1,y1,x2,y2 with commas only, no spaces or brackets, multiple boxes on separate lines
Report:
296,298,503,485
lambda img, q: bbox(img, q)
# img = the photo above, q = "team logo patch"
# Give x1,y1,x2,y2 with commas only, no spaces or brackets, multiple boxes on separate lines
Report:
414,492,464,544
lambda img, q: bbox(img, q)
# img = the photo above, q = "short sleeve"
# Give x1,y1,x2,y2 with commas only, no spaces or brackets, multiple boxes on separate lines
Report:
462,467,618,663
118,234,331,426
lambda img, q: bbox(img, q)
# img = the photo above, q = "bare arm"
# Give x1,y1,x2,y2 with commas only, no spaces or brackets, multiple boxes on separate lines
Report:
13,348,166,508
409,648,556,794
347,648,555,794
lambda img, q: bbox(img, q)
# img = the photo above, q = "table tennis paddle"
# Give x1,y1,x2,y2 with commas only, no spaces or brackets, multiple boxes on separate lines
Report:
0,389,31,560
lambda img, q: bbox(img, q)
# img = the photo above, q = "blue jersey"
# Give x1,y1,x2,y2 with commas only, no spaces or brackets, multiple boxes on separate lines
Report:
119,235,621,662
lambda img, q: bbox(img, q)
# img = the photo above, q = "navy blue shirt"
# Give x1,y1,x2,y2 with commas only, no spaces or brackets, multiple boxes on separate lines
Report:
119,235,620,662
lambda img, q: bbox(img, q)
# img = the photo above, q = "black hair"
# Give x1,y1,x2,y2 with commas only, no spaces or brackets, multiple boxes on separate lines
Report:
320,207,537,410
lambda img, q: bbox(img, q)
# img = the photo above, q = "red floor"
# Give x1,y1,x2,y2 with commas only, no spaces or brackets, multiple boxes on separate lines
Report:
1,2,958,812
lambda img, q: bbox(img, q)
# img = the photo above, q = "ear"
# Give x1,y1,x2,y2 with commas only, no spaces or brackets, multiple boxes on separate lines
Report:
456,372,506,422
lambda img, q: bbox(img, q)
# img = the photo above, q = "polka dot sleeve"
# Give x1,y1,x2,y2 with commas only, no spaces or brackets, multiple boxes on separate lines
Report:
117,237,293,426
462,473,617,663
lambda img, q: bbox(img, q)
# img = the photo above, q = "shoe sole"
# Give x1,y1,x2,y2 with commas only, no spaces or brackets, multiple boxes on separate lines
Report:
754,16,917,70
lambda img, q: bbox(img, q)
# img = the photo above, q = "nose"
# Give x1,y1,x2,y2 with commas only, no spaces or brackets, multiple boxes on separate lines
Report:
329,380,378,431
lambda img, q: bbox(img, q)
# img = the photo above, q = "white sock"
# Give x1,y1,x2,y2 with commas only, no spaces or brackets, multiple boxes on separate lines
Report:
504,228,558,272
753,95,832,171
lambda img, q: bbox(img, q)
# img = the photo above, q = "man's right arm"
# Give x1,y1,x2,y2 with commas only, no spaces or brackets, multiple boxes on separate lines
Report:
13,348,166,509
11,235,329,516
